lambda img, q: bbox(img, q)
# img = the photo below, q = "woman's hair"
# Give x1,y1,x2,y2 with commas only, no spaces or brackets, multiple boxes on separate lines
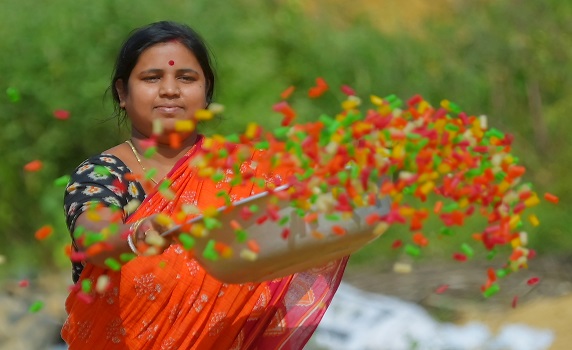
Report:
110,21,216,123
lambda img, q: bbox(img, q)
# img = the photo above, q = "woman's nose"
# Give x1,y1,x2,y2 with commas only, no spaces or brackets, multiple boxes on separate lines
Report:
159,77,180,97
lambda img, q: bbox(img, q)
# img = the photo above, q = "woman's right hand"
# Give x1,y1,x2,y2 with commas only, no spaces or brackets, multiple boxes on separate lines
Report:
131,214,176,255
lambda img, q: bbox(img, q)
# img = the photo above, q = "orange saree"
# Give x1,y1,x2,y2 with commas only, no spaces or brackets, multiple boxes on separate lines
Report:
62,136,348,349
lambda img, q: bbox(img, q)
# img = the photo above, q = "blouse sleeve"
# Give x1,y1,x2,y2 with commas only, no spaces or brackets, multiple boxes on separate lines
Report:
63,154,146,233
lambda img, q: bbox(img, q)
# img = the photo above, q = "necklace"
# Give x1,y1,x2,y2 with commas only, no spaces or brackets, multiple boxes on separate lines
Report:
125,140,159,185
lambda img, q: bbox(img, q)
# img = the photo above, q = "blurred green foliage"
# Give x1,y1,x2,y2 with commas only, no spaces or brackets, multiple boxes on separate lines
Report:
0,0,570,279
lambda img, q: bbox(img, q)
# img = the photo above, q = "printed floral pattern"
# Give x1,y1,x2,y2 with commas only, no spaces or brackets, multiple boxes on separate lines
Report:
63,153,145,283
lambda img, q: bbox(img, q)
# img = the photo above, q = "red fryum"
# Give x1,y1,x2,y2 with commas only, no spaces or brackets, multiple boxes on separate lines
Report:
24,160,43,172
308,77,328,98
53,109,70,120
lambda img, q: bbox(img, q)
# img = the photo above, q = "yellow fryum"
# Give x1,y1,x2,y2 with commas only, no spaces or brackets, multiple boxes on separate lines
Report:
341,96,361,111
240,249,257,261
524,195,540,208
440,99,451,110
152,119,163,135
155,213,174,228
124,199,141,215
159,188,175,201
528,214,540,227
370,95,383,106
190,223,207,237
175,120,195,132
419,181,435,196
95,275,110,293
458,197,470,209
393,262,412,274
194,109,214,121
509,215,521,230
145,232,166,247
201,206,220,218
245,122,258,139
207,103,225,114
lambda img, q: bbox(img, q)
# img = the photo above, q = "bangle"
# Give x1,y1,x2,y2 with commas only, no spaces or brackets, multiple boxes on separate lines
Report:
127,219,145,255
130,219,145,239
127,232,141,256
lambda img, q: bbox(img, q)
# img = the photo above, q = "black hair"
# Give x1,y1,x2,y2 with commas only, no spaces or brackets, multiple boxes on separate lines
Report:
110,21,216,123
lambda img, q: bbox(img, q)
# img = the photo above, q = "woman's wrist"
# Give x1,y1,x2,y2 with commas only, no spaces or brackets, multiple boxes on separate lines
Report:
127,218,146,255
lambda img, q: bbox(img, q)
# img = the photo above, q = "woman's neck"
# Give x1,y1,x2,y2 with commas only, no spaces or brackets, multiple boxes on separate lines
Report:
129,130,200,169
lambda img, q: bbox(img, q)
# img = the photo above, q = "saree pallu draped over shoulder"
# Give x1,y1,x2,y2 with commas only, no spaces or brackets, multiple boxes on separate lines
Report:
62,136,348,350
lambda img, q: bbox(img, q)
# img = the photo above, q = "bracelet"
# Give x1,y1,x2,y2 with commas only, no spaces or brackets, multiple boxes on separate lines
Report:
127,232,141,256
127,219,145,255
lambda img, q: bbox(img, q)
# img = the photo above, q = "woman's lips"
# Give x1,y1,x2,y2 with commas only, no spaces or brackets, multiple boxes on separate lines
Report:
155,106,183,114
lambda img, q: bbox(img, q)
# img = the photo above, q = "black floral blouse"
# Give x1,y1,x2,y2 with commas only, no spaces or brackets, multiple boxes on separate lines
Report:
63,154,146,283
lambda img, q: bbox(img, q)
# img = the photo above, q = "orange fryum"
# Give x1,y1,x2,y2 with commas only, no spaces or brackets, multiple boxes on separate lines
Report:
412,232,429,247
272,101,297,126
507,165,526,179
64,244,73,257
308,77,328,98
433,201,443,214
435,284,449,294
280,85,295,99
332,225,346,236
365,213,381,225
487,267,497,282
124,172,142,181
24,159,43,172
544,192,559,204
169,132,182,149
311,230,325,239
85,242,109,257
229,219,242,230
214,242,231,254
247,240,260,253
35,225,53,240
304,212,319,223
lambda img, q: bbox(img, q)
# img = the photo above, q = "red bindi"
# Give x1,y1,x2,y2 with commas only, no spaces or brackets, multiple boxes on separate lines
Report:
168,60,175,66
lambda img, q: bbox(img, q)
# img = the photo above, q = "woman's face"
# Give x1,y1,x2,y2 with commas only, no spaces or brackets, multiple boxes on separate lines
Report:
116,41,207,140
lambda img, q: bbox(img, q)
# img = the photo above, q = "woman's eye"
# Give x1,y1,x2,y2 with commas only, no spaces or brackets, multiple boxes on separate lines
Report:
142,76,159,82
179,76,196,82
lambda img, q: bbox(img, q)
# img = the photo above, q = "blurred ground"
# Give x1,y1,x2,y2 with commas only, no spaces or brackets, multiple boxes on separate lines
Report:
344,255,572,350
2,254,571,349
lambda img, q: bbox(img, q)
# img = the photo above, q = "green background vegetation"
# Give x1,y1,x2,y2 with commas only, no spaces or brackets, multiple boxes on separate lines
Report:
0,0,569,280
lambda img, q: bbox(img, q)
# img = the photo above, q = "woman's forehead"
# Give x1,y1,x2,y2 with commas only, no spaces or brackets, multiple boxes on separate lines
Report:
135,41,200,69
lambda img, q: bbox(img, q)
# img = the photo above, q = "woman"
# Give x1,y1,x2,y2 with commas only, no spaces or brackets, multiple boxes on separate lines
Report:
62,21,349,349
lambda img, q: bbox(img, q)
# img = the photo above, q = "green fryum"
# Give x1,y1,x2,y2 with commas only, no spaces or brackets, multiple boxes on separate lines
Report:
254,140,270,150
6,87,21,102
278,216,290,226
225,134,240,143
273,126,290,139
94,165,111,176
440,227,454,236
81,279,92,293
28,300,44,313
203,217,222,230
234,229,248,243
460,243,474,258
404,244,421,257
202,239,219,261
211,171,225,182
104,258,122,271
159,179,172,191
54,175,71,187
120,253,136,262
144,146,157,158
178,233,195,250
145,168,158,181
482,283,500,298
